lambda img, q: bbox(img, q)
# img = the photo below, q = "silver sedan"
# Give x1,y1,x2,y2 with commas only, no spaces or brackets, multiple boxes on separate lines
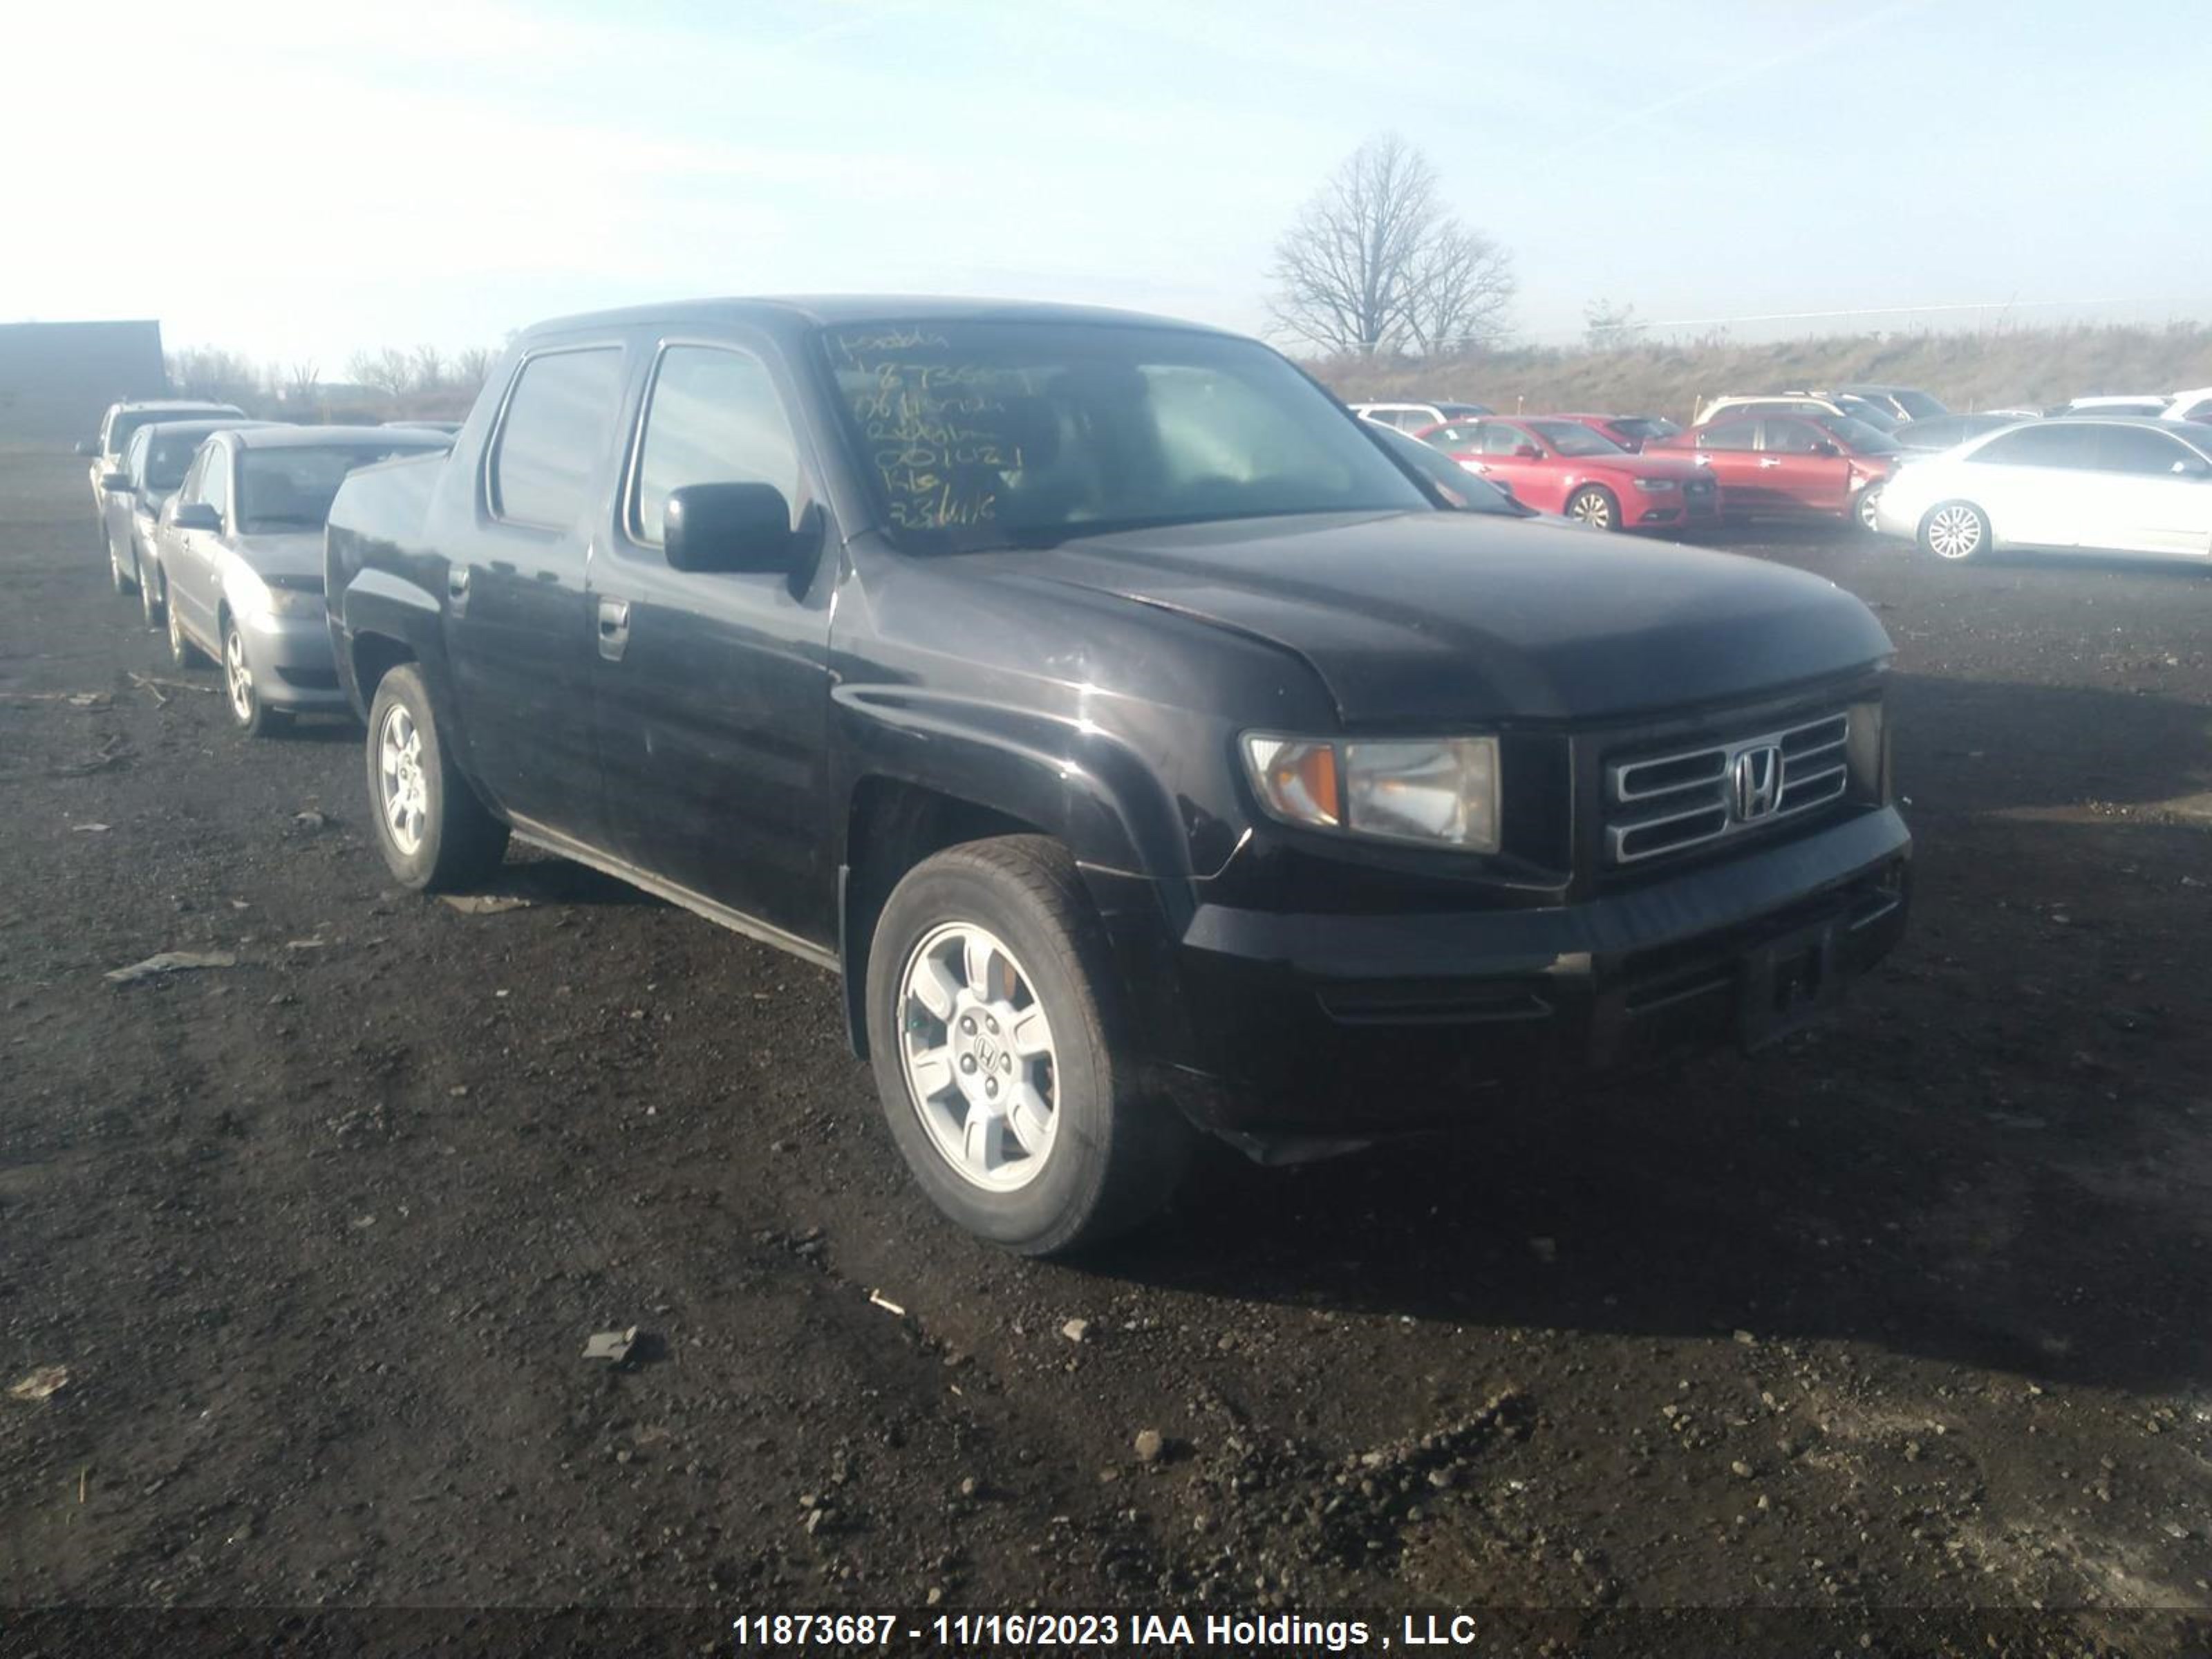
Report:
148,425,450,735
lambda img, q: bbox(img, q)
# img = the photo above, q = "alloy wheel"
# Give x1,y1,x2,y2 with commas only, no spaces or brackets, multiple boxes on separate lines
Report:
1569,489,1615,530
225,627,255,724
897,921,1059,1192
377,704,430,856
1926,504,1984,560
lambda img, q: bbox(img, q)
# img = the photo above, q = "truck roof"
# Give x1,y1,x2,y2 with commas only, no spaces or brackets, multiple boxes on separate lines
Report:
524,294,1232,339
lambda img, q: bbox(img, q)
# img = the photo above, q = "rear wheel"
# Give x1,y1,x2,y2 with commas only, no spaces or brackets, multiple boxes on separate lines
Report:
1566,485,1620,531
865,836,1193,1255
364,664,508,890
1850,485,1883,534
1920,500,1989,561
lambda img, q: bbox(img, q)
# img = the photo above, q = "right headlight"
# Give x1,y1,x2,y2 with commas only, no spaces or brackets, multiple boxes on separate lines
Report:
1241,733,1501,853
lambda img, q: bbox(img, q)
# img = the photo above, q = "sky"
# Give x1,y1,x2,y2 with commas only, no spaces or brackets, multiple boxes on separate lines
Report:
4,0,2210,371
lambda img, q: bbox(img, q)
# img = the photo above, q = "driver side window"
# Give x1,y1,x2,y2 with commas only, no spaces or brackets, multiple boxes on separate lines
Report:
197,446,232,523
1765,420,1826,455
1479,425,1526,456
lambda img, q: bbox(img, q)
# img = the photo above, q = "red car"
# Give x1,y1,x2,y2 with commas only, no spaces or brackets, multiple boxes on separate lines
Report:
1416,416,1720,532
1646,411,1899,531
1549,412,1684,453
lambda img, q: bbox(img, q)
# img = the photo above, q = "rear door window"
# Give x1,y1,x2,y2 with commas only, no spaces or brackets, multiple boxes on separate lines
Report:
490,347,626,528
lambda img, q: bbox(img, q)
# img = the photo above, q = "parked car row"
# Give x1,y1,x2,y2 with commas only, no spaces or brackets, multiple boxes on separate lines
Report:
80,403,451,733
1351,374,2212,547
66,299,1922,1256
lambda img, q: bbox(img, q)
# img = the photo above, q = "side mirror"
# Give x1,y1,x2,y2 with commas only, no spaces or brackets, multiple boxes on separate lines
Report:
1512,444,1542,460
2175,459,2211,478
171,501,222,533
76,440,100,458
100,471,131,491
1811,440,1842,458
663,482,798,573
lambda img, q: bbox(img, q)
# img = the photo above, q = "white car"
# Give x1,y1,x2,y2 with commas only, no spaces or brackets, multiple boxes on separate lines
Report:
2059,393,2172,418
1349,400,1492,431
1873,416,2212,561
2162,386,2212,424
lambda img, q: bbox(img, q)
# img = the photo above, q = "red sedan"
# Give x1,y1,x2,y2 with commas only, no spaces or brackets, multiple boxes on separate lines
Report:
1416,416,1720,532
1645,411,1899,531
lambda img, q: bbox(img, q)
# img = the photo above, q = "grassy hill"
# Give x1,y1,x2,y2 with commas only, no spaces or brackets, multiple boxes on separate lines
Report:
1311,323,2212,423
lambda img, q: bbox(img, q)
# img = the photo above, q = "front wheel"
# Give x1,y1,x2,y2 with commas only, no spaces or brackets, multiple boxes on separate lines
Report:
165,590,209,668
223,617,288,738
364,664,509,890
1920,500,1989,561
864,836,1194,1255
1566,485,1620,531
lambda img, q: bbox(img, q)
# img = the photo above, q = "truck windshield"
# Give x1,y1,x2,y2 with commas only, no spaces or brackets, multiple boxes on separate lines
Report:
238,444,440,532
823,321,1430,547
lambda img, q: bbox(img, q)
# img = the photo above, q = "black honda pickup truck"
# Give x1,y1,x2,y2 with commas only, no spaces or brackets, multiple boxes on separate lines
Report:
325,297,1909,1254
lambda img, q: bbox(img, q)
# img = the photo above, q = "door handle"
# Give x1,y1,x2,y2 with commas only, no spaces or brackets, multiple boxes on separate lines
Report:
597,597,631,662
1759,458,1783,467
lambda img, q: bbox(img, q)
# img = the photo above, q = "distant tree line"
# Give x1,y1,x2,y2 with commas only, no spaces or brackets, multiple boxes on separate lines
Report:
164,343,502,414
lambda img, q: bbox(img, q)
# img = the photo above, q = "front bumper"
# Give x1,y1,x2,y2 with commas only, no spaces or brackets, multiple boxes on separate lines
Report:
237,606,348,711
1146,806,1911,1137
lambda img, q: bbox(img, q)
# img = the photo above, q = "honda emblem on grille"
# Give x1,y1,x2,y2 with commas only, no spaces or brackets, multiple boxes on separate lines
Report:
1729,744,1783,821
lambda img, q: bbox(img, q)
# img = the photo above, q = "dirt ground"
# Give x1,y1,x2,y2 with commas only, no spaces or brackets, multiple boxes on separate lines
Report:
1,444,2209,1654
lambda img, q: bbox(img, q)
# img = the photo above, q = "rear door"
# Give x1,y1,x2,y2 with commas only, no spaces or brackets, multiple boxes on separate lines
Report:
1758,417,1853,515
2079,425,2212,556
1691,418,1763,507
588,336,838,946
443,340,631,845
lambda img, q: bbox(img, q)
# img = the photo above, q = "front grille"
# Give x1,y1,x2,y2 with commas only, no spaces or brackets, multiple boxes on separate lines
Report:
1604,709,1850,867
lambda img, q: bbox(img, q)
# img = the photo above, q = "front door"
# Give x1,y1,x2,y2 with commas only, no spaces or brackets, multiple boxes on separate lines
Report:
589,339,838,949
1757,418,1854,515
2077,424,2212,556
1470,422,1557,510
164,440,232,648
444,341,630,845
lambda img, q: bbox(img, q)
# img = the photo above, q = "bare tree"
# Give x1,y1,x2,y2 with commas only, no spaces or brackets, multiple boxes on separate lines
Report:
410,344,447,393
167,348,261,407
1268,134,1515,357
1583,299,1646,349
283,361,321,402
345,348,413,397
453,345,496,392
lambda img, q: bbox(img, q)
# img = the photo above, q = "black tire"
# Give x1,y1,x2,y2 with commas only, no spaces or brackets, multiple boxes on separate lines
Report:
1566,485,1621,531
139,557,165,630
165,588,209,668
864,836,1194,1255
1918,500,1990,562
221,615,289,738
107,528,136,595
363,664,508,890
1849,485,1882,534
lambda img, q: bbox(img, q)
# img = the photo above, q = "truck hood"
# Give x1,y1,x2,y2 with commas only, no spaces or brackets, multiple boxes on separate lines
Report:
964,510,1891,723
230,531,326,583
